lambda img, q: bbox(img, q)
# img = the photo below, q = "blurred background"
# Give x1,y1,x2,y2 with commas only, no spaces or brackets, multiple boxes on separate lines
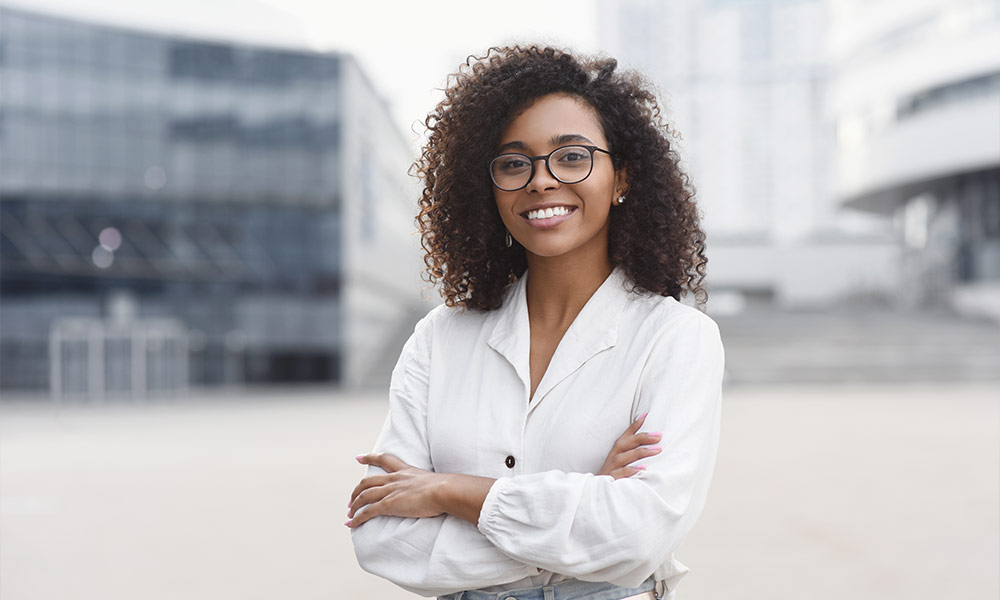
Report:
0,1,997,599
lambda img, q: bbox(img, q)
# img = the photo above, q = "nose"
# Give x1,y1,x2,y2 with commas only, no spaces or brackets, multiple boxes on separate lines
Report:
525,157,561,193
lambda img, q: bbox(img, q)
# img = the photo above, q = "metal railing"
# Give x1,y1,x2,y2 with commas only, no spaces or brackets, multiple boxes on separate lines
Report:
49,317,189,402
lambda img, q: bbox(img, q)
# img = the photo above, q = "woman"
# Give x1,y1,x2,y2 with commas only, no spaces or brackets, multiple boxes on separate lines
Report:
347,46,724,600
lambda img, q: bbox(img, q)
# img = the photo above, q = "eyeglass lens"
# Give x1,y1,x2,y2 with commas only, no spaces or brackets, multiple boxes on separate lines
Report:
491,145,595,191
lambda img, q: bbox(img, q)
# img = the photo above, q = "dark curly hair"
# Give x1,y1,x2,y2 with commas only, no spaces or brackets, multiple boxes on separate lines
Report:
414,45,707,311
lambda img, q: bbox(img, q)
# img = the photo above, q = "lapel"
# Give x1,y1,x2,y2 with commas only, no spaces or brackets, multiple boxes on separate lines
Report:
485,265,630,411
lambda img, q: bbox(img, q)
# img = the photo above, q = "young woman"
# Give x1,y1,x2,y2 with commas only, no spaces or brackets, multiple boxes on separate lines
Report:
347,46,724,600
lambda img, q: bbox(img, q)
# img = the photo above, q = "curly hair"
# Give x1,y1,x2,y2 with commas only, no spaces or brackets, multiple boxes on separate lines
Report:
414,45,707,311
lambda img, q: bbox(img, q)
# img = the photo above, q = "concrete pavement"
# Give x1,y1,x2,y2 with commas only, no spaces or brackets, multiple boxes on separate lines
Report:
1,383,997,599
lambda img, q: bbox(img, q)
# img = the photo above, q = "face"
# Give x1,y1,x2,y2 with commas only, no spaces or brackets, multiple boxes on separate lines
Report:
493,93,625,263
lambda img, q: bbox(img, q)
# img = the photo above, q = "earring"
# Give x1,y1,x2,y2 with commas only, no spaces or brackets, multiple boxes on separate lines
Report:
617,195,626,205
505,230,512,248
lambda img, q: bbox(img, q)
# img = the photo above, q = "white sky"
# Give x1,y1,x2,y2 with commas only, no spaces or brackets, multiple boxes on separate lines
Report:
5,0,604,145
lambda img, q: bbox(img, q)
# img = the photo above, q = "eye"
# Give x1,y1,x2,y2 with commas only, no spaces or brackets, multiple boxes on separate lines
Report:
556,149,588,162
497,156,529,170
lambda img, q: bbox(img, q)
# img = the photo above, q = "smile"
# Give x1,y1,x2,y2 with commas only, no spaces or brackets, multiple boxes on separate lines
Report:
520,206,577,229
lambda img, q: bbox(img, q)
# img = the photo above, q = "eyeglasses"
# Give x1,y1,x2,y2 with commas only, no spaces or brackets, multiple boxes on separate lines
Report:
489,144,613,192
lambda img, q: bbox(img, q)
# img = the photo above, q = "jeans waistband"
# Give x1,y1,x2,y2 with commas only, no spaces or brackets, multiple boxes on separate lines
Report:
440,575,657,600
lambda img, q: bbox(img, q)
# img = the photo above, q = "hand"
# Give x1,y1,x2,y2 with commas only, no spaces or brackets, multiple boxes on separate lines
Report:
346,453,446,528
596,411,662,479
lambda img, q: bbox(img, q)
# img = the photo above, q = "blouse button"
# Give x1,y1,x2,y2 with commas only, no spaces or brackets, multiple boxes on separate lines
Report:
505,455,516,468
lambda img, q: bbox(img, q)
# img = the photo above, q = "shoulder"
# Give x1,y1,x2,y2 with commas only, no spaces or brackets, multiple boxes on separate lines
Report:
620,291,725,377
625,291,722,343
621,294,725,387
410,299,496,343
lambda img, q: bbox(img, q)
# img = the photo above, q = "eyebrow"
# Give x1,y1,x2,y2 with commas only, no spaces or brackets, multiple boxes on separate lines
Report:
497,133,595,153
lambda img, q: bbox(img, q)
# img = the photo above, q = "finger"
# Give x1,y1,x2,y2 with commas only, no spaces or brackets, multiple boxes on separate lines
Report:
356,452,407,473
348,485,393,519
350,473,393,505
604,448,651,473
626,410,649,434
349,504,381,528
346,500,382,528
612,429,662,456
615,445,663,466
610,464,646,480
615,415,651,449
348,490,398,528
636,430,663,444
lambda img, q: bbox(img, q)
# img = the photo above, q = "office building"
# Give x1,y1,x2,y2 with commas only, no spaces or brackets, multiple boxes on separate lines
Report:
0,7,423,396
829,0,1000,318
599,0,899,308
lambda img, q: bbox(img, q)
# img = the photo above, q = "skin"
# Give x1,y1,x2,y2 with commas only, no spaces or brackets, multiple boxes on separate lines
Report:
346,93,659,530
492,93,628,401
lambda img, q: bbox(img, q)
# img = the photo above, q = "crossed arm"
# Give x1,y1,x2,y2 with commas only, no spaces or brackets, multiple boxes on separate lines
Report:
347,311,723,596
345,410,662,528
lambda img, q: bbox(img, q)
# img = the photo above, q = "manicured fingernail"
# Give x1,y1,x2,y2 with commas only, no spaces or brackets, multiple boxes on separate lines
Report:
633,465,646,470
344,520,352,527
649,431,663,438
355,455,364,462
648,445,662,452
637,411,649,421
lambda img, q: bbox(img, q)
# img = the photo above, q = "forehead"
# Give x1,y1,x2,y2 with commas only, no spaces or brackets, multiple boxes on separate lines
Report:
499,93,606,147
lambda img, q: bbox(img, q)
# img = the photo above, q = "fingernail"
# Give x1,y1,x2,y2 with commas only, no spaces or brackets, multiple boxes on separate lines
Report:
649,431,663,438
355,455,364,463
648,445,662,452
637,410,649,421
633,465,646,470
344,520,352,527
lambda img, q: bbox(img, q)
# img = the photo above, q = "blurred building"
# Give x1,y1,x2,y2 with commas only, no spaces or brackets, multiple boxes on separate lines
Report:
0,7,423,396
599,0,900,309
829,0,1000,320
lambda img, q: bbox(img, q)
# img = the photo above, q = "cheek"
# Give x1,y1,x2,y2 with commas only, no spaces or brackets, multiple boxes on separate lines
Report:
586,169,617,197
494,193,517,222
581,180,615,211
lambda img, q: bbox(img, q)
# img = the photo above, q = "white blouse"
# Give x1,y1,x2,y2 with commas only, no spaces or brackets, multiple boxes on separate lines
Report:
350,265,725,599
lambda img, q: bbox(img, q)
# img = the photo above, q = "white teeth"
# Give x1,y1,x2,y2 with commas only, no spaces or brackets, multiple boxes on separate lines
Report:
525,206,573,220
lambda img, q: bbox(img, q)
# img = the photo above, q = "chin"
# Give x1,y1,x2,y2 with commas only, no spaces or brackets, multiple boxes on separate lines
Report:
523,242,581,258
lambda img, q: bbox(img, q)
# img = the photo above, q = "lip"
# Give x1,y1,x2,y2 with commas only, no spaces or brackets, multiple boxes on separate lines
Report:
519,202,577,216
520,205,578,229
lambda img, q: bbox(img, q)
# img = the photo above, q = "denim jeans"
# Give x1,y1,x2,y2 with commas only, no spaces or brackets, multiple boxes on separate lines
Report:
437,575,657,600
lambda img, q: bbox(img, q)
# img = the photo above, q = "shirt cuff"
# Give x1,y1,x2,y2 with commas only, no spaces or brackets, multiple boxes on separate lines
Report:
477,475,512,538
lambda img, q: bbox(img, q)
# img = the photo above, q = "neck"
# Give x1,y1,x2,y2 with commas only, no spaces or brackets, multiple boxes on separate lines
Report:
524,248,613,328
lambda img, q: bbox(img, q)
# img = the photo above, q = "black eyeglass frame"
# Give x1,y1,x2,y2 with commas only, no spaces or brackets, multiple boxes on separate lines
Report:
489,144,613,192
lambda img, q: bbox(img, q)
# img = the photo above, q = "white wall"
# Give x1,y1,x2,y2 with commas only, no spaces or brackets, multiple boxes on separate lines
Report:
708,237,901,308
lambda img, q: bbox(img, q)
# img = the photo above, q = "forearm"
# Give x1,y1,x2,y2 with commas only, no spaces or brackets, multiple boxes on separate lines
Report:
351,507,539,595
437,473,496,525
477,470,708,586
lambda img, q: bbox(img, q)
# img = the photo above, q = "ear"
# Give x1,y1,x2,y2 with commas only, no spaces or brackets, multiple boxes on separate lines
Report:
614,164,629,199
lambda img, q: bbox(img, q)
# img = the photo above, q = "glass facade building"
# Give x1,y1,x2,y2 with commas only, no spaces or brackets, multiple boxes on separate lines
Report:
829,0,1000,316
0,7,422,395
598,0,900,308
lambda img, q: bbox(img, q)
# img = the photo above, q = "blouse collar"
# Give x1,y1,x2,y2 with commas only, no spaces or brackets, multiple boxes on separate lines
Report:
486,265,632,408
